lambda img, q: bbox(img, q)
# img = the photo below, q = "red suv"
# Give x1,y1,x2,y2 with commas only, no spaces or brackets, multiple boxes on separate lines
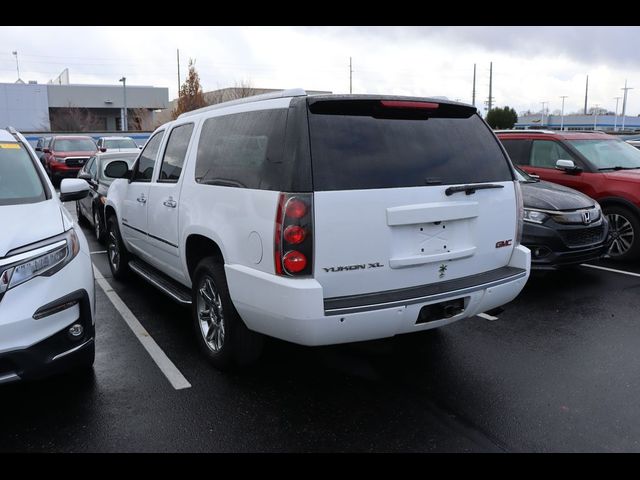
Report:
43,136,97,186
497,130,640,260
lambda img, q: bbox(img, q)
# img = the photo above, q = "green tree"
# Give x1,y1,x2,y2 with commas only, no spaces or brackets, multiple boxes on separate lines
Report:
486,106,518,129
172,59,206,119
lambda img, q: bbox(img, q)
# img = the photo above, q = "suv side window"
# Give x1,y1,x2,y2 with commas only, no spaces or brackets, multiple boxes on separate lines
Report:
132,131,164,182
530,140,574,168
195,109,287,189
501,139,532,166
158,123,194,183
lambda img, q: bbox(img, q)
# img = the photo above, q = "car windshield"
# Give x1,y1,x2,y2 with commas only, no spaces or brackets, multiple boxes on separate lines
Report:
105,138,138,149
568,139,640,170
0,141,46,205
54,138,96,152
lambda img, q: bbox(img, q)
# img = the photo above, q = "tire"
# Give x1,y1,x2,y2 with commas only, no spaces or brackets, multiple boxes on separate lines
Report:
76,201,89,226
191,257,264,370
604,206,640,261
106,216,131,280
93,207,106,243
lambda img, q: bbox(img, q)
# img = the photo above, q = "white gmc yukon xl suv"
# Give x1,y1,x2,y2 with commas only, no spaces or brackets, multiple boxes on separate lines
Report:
104,90,531,369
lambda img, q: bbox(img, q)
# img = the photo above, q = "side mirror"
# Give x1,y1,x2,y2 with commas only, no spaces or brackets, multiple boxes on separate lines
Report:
59,178,90,202
138,145,143,149
35,146,42,152
104,160,130,179
78,171,92,181
43,148,51,154
556,159,582,173
99,147,107,152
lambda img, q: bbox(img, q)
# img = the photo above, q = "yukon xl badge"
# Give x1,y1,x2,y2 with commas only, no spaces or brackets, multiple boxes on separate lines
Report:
495,239,513,248
323,262,384,273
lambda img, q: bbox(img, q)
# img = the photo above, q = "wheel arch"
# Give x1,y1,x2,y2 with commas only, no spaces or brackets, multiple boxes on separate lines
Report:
185,234,225,283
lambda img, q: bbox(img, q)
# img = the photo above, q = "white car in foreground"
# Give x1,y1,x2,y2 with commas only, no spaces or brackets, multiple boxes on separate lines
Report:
0,127,95,384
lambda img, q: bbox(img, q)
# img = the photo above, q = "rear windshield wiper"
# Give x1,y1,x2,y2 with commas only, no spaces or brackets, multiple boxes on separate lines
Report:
598,166,640,171
445,184,505,196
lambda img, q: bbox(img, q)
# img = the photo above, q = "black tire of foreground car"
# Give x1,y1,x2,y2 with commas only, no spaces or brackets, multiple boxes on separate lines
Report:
76,201,89,226
192,257,264,370
107,216,131,279
605,205,640,261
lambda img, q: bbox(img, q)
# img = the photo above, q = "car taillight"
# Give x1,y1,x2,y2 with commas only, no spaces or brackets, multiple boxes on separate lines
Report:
514,180,524,245
274,193,313,277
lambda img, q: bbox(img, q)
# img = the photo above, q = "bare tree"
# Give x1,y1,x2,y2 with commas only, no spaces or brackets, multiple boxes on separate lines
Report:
172,58,206,119
129,107,154,131
49,104,102,132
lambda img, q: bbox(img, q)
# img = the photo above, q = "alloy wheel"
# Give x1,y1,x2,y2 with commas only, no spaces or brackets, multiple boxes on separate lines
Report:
196,276,225,352
94,210,102,240
607,213,634,257
108,230,120,271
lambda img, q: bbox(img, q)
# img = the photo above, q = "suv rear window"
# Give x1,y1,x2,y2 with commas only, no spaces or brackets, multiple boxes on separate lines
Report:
308,99,513,191
0,142,46,205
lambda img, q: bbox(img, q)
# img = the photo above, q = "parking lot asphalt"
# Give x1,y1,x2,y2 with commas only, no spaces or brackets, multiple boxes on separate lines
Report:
2,202,640,452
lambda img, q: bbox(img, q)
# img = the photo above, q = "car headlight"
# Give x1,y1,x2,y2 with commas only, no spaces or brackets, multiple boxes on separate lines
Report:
523,209,549,224
0,228,80,294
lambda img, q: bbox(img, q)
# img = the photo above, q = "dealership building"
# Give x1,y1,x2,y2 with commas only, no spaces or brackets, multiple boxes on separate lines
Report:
515,114,640,132
0,79,168,132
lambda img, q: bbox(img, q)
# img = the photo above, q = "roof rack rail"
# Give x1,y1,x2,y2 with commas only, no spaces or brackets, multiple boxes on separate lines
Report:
178,88,308,119
494,129,557,134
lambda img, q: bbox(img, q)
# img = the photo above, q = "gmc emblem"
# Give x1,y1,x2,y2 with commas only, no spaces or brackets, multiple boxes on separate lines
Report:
495,239,513,248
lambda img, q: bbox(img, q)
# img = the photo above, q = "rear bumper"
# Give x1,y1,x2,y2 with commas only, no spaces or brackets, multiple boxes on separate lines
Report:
226,245,530,346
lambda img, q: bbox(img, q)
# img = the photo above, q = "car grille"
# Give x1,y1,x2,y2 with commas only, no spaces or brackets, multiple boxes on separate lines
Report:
561,224,605,247
65,157,89,167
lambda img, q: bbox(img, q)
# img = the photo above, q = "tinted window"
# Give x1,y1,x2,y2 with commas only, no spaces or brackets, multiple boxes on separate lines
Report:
105,138,138,149
53,138,96,152
500,139,532,165
308,103,512,190
159,124,194,182
530,140,573,168
0,142,45,205
195,109,287,189
132,131,163,182
88,157,98,178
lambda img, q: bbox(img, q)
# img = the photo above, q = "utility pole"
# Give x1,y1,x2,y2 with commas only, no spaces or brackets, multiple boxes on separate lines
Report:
614,96,622,131
584,75,589,115
560,96,568,131
349,57,353,94
593,104,599,130
12,51,20,80
621,80,633,131
488,62,493,112
472,63,476,107
177,49,181,98
541,101,548,126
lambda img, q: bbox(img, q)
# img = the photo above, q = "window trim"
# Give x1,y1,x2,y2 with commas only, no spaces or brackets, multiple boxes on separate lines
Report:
156,122,194,184
131,130,164,183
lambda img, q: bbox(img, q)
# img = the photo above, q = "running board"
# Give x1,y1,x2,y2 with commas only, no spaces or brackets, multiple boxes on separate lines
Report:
128,260,192,306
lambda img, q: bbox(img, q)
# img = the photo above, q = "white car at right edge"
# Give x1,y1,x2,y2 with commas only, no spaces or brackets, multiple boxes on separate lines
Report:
104,89,531,370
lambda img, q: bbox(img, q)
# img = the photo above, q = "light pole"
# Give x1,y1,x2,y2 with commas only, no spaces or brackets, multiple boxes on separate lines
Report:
541,101,548,127
614,96,622,131
119,77,127,132
12,51,20,80
560,96,568,131
621,80,633,131
593,104,600,130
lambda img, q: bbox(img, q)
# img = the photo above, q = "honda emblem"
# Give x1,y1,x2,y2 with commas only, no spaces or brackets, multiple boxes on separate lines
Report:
582,211,591,225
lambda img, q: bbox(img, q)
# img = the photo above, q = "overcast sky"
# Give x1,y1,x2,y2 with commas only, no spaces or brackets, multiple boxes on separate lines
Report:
1,26,639,116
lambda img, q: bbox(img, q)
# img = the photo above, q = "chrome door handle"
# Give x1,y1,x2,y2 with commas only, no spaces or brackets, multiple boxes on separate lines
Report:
163,197,177,208
136,195,146,204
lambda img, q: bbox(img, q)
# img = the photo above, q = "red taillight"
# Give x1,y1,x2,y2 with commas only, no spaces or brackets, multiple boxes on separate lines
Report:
380,100,439,110
285,197,307,219
283,225,306,244
274,192,313,277
283,251,307,274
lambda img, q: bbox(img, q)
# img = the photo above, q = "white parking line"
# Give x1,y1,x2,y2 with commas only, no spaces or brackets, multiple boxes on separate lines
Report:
92,266,192,390
477,312,499,321
581,263,640,278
